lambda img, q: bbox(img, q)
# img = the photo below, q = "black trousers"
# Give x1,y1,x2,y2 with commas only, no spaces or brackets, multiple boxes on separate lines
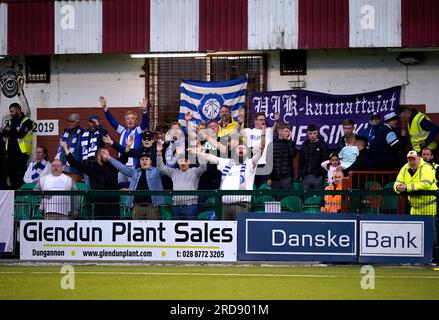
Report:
6,152,28,190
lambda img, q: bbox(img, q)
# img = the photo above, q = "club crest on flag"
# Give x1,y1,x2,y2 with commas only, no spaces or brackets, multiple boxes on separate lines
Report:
179,77,248,130
199,93,224,121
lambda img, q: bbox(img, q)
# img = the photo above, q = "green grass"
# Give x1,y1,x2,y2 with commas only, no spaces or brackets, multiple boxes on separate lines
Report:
0,265,438,300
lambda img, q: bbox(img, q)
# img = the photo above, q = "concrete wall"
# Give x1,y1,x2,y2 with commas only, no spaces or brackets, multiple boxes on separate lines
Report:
1,49,438,117
0,54,145,119
267,49,439,113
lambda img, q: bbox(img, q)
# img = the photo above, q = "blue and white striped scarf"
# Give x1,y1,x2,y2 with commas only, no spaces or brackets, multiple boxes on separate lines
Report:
30,160,49,181
56,127,83,166
81,130,100,160
221,159,247,189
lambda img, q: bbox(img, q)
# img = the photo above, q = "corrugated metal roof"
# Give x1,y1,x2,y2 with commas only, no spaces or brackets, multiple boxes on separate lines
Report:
0,3,7,55
8,0,54,55
298,0,349,49
150,0,199,52
402,0,439,47
55,0,103,54
102,0,150,53
248,0,298,50
199,0,248,51
349,0,401,48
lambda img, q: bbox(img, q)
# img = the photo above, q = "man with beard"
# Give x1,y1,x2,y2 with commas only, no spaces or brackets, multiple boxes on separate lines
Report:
3,103,34,189
217,105,241,138
189,127,266,220
421,147,439,187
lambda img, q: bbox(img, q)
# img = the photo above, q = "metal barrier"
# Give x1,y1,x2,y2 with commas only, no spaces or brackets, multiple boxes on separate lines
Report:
13,188,439,220
342,171,407,214
7,188,439,262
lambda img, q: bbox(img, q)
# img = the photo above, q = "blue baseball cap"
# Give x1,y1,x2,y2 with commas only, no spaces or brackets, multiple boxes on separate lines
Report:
88,115,100,122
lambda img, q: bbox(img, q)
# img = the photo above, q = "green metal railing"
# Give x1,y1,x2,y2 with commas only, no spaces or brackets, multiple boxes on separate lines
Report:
6,189,438,262
13,189,439,220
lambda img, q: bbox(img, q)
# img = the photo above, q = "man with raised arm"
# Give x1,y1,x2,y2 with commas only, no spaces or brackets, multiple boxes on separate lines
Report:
188,126,266,220
99,96,149,187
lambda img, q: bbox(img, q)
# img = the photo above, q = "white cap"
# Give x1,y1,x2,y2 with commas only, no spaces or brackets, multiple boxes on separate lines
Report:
384,112,398,122
407,150,418,159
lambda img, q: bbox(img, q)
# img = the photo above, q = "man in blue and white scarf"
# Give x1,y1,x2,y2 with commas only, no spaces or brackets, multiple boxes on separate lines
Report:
188,127,266,220
55,113,84,183
80,115,108,186
99,96,149,187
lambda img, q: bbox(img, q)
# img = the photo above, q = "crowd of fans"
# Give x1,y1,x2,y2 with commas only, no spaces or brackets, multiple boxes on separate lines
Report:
1,94,439,220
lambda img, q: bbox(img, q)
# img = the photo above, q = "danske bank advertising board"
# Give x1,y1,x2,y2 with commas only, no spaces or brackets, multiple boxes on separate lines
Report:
20,220,237,262
237,213,434,263
238,214,358,262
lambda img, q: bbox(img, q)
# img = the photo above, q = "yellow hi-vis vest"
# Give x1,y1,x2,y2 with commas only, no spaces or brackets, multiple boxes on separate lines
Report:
409,112,437,152
5,116,33,156
394,158,438,215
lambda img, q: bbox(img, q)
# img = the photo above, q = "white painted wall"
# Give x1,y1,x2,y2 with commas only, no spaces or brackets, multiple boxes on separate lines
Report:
0,54,145,119
267,49,439,113
1,49,438,121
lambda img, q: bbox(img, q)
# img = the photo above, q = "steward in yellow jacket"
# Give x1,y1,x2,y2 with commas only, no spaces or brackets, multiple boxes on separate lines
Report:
394,150,438,215
398,107,439,153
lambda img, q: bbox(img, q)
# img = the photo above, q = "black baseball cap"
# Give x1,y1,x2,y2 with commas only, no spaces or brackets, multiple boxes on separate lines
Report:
139,151,151,159
369,112,380,120
142,130,153,140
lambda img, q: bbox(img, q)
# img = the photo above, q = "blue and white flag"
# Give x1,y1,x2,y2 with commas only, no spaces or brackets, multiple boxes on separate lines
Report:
179,77,248,130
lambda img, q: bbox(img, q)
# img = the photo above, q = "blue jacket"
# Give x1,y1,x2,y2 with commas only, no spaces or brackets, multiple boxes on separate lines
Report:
104,109,148,167
108,157,165,208
56,126,84,175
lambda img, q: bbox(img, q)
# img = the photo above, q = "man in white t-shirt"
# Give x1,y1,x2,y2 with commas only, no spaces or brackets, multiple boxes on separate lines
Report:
34,159,78,220
240,111,277,188
189,127,266,220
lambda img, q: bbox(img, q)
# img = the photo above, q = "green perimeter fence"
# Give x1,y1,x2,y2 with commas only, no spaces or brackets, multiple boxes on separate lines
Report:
4,186,438,260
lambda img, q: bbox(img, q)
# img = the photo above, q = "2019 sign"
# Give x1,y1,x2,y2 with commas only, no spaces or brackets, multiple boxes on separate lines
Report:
32,120,59,136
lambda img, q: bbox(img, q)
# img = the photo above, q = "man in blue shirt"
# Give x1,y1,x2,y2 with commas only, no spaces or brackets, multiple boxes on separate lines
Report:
99,96,149,187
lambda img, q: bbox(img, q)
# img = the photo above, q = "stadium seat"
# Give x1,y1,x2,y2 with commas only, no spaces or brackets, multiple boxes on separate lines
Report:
292,182,304,191
75,182,89,191
160,206,173,220
254,195,276,204
14,202,33,220
280,196,302,213
363,181,383,214
119,195,133,219
32,204,44,219
253,195,276,212
303,195,322,206
258,183,271,190
381,195,398,214
14,195,41,220
302,207,321,214
203,196,216,211
302,195,322,213
382,182,397,213
19,182,36,190
197,210,216,220
383,182,395,190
